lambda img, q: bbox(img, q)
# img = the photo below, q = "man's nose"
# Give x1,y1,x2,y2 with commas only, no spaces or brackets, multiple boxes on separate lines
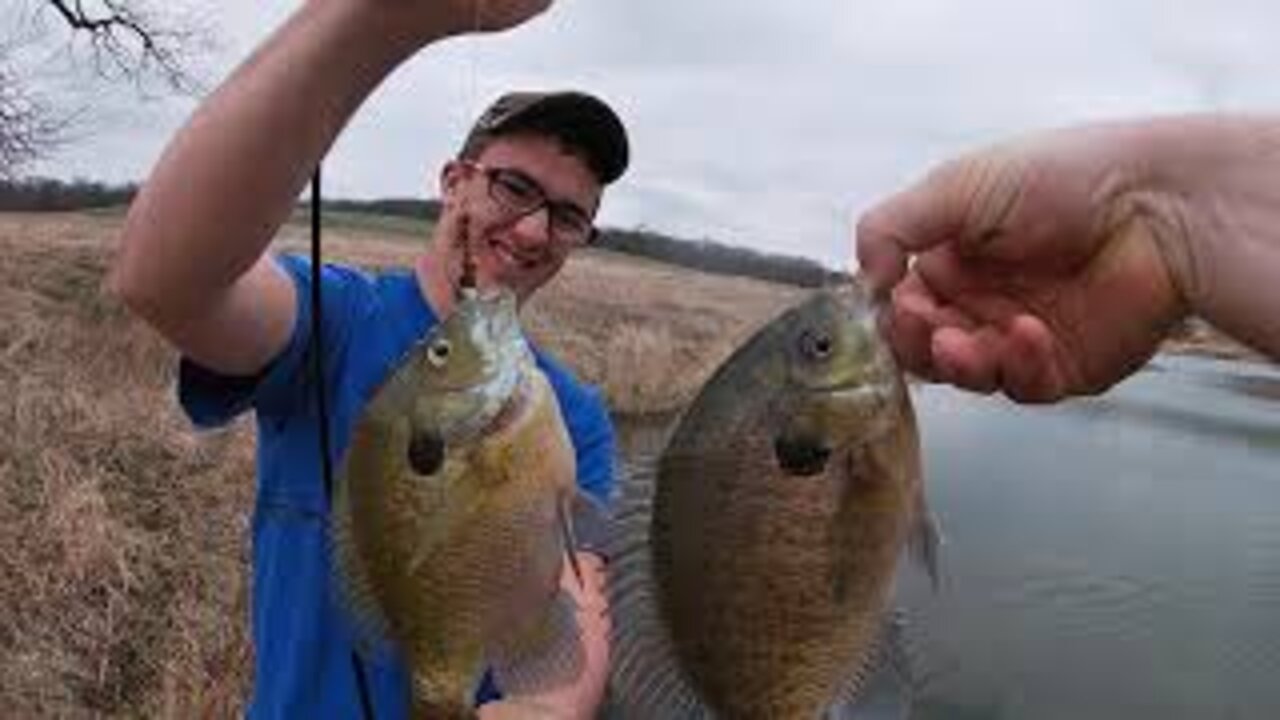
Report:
509,205,554,248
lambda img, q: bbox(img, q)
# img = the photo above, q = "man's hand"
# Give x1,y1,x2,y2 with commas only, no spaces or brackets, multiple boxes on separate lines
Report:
359,0,555,43
856,123,1192,402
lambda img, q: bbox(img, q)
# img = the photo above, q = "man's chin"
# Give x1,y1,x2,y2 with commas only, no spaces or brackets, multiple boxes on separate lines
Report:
469,270,531,301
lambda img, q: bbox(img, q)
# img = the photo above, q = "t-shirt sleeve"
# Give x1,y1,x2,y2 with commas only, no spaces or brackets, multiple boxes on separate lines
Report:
569,384,617,507
178,254,368,428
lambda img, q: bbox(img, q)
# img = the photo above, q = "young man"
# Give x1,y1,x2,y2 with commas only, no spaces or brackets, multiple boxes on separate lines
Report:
110,1,624,717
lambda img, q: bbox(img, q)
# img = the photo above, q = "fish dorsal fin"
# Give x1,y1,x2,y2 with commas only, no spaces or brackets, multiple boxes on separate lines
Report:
488,589,585,698
603,457,714,719
910,493,945,592
828,610,918,720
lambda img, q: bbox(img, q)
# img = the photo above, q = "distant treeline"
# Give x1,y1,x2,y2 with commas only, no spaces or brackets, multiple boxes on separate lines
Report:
324,197,442,222
0,177,139,211
596,228,846,288
308,197,846,287
3,181,844,287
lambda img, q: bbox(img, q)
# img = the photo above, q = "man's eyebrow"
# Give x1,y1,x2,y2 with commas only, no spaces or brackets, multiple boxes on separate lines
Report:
555,199,592,221
502,165,597,219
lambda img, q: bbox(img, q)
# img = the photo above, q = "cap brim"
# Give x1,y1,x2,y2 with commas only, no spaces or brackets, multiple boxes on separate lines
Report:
481,91,630,184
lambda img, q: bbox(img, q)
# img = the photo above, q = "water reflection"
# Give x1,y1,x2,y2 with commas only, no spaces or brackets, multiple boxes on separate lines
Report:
614,355,1280,719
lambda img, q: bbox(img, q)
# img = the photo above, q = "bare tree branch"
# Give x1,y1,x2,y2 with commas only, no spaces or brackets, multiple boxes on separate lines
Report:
0,0,213,176
40,0,209,94
0,56,69,179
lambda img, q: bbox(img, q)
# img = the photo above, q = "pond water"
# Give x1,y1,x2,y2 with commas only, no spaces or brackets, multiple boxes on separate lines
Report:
614,354,1280,719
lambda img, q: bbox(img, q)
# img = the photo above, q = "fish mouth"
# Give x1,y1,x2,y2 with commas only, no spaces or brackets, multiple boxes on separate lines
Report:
807,381,893,403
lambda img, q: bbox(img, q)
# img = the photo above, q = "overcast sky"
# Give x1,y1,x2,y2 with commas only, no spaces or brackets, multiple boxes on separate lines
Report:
26,0,1280,268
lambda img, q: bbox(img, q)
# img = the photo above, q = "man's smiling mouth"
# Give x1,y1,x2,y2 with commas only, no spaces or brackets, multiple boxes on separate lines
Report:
487,237,542,270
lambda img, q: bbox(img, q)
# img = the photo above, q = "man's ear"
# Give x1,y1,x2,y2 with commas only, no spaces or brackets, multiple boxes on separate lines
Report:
439,160,465,202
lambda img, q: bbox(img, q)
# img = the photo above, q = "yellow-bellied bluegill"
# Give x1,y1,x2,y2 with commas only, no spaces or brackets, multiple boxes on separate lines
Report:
331,286,595,719
606,283,940,720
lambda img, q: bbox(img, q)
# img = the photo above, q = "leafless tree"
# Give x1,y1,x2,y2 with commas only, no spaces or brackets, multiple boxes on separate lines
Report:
38,0,210,93
0,0,213,176
0,46,64,178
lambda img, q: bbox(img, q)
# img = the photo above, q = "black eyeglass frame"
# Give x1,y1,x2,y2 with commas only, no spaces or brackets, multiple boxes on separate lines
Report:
459,159,600,247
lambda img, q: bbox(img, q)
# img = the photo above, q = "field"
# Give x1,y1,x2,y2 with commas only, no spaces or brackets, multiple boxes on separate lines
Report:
0,210,1264,717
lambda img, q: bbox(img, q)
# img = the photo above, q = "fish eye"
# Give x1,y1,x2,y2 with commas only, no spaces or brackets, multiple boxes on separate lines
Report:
799,329,834,361
427,339,452,367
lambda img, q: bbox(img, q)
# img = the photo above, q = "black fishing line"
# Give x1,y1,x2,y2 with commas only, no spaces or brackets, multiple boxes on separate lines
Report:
310,166,377,720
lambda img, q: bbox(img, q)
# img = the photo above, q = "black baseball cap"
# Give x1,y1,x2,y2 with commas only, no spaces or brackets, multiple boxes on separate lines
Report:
460,90,630,185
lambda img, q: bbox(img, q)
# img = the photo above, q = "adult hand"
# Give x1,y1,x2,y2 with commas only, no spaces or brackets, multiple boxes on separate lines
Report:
856,123,1192,402
362,0,555,42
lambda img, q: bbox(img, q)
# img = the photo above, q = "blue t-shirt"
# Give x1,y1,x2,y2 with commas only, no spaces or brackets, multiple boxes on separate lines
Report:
179,255,616,720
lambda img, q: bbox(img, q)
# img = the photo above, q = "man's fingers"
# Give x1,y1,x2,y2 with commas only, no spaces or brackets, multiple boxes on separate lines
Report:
999,314,1069,403
856,160,970,295
931,326,1002,394
929,314,1072,402
886,292,941,379
882,271,988,380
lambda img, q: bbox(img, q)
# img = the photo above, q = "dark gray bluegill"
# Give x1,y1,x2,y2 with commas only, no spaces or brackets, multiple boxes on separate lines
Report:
606,284,941,720
331,286,594,719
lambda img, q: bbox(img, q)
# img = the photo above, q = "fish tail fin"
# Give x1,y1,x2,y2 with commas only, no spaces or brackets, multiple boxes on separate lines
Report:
557,490,611,591
603,457,714,719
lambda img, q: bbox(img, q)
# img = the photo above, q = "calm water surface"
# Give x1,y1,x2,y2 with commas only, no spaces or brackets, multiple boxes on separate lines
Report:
615,355,1280,720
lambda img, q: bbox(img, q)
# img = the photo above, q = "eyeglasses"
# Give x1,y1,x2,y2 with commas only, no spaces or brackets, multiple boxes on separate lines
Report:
462,160,597,247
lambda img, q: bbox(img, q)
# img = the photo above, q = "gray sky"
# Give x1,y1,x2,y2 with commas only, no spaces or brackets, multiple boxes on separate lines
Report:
28,0,1280,268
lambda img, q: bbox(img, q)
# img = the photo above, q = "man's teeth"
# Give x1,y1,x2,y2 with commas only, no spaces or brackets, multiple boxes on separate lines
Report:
489,240,537,268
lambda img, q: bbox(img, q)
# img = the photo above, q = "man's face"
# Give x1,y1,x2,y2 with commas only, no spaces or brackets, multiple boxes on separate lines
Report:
438,133,603,303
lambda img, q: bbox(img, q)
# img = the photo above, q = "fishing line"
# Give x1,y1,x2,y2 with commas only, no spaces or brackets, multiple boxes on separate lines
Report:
310,167,377,720
312,5,489,717
456,0,486,295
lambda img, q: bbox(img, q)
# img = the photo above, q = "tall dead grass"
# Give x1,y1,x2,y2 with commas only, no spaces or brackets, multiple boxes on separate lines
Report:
1,214,254,718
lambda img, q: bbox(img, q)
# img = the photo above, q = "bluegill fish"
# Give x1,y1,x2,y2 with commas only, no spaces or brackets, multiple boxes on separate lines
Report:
331,287,595,719
606,284,940,720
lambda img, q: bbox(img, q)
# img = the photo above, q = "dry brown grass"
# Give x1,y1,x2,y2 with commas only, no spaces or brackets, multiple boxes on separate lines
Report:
1,213,255,719
0,211,805,717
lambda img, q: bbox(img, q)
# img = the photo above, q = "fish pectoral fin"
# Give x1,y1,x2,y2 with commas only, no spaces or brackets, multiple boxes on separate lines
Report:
487,590,585,698
570,491,611,559
557,499,586,591
910,495,944,592
557,491,612,591
829,610,921,720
